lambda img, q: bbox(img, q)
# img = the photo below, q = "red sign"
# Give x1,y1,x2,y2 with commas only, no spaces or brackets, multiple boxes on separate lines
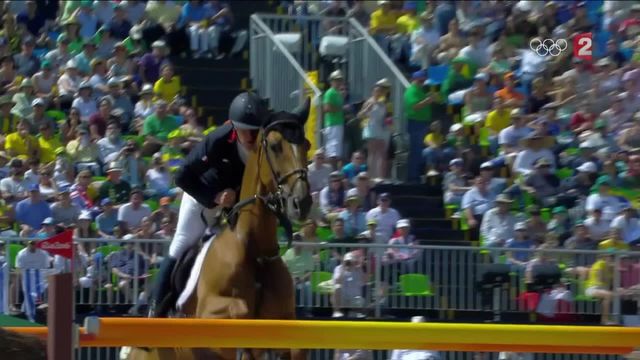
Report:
37,230,74,259
573,33,593,61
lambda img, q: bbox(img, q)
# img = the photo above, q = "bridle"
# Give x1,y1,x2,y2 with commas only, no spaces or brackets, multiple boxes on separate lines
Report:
227,117,309,259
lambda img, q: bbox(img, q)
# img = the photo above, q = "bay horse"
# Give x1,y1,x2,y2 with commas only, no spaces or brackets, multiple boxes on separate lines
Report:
128,100,312,360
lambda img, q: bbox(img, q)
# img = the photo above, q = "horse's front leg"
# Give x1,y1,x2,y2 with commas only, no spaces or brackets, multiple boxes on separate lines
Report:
253,259,306,360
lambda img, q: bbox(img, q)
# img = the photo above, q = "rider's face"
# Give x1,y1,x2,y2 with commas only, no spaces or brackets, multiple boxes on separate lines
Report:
236,129,259,151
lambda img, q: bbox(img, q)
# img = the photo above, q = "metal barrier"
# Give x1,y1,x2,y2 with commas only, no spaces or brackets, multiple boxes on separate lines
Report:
2,237,637,360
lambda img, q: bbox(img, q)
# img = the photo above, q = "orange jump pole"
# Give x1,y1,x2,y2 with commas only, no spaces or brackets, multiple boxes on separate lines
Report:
6,318,640,355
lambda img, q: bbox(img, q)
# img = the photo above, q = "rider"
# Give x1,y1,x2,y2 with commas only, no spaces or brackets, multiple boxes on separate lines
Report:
149,92,269,316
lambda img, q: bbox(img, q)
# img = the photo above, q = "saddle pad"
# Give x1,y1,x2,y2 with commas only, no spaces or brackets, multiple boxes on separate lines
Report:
176,235,215,311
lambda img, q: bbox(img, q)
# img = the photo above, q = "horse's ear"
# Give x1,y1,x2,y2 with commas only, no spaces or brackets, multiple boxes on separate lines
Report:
293,97,310,125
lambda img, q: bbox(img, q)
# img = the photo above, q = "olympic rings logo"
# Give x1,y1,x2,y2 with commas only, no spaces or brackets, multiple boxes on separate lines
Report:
529,38,568,57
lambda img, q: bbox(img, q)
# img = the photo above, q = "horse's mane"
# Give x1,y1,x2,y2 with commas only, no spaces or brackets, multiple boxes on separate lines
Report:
0,327,47,360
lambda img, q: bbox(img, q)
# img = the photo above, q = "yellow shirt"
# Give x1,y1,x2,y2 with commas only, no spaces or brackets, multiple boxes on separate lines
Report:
598,239,630,251
38,135,62,164
153,76,181,103
396,14,419,34
423,132,443,147
485,109,511,133
369,9,398,34
5,131,37,157
585,259,612,289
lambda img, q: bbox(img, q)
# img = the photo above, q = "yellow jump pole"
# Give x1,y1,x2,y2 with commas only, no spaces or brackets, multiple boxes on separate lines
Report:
8,318,640,354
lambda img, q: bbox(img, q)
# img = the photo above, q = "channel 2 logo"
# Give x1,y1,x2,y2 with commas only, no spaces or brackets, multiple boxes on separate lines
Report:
529,33,592,61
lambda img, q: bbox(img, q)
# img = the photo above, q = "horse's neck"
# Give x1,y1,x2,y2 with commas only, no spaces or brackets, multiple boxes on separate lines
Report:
236,146,279,257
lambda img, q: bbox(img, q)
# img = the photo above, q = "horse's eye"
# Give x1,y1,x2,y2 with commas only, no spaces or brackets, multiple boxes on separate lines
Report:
270,142,282,153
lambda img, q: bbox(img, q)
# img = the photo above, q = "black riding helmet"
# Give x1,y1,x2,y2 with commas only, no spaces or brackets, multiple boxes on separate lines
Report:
229,92,269,130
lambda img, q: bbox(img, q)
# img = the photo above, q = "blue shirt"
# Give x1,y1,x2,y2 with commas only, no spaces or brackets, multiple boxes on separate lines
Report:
341,163,367,182
506,238,535,263
16,198,52,230
96,211,118,235
338,209,367,237
178,2,209,27
77,11,99,40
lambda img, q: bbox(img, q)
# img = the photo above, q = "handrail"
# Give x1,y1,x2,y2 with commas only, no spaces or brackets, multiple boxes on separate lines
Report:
348,17,411,89
250,14,322,98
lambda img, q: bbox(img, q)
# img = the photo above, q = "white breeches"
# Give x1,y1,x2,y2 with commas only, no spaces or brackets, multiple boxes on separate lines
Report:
168,192,207,259
188,24,221,53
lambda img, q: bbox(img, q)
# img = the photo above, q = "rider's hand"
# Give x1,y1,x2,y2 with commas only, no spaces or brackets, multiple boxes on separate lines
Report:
216,188,237,208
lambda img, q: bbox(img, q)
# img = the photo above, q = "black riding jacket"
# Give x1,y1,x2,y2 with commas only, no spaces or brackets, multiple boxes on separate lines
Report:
175,123,245,208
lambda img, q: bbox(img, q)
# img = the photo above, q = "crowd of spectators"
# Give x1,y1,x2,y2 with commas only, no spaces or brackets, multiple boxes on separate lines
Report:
279,0,640,326
0,0,248,315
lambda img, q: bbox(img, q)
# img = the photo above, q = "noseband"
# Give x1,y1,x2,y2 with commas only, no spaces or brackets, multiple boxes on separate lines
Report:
227,118,308,257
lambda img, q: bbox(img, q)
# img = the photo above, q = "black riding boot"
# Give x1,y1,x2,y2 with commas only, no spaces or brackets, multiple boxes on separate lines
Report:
148,256,178,317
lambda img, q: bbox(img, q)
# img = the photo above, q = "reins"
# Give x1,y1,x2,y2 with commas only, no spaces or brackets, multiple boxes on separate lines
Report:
226,118,308,258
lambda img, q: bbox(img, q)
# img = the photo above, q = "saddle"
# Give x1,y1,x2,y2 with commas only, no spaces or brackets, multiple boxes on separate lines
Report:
156,206,233,316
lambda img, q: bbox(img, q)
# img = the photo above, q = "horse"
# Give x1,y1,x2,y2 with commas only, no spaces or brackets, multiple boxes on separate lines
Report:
128,100,313,360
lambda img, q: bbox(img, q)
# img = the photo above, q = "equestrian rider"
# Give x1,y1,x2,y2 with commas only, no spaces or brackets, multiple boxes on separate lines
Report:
150,92,269,316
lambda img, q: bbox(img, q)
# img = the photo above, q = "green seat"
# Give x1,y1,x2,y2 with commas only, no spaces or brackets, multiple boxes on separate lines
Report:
147,268,159,283
145,199,159,212
92,176,107,182
7,243,24,268
573,278,597,302
310,271,333,294
318,249,331,263
397,274,434,296
556,168,573,180
95,245,122,258
316,227,333,242
478,127,490,147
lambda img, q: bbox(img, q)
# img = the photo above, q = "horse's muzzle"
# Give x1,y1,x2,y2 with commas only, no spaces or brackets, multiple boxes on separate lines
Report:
289,194,312,221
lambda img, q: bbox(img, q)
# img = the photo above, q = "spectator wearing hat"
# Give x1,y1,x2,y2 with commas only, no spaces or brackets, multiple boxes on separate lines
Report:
404,69,435,182
409,12,440,70
50,185,81,227
66,124,100,174
353,171,375,211
366,193,401,243
134,84,157,121
494,72,525,107
323,70,346,168
462,73,492,124
72,81,97,121
547,206,572,243
118,188,152,234
497,108,532,160
145,152,174,198
106,3,132,41
0,95,18,137
440,56,473,100
557,161,598,206
517,157,560,207
505,222,536,269
512,133,556,176
358,78,392,179
139,40,169,84
73,0,99,40
142,100,179,156
98,161,131,205
87,58,110,99
107,79,134,125
319,171,346,218
151,196,178,231
480,194,516,247
73,40,97,77
338,188,367,238
5,120,39,160
60,18,84,54
443,158,470,206
31,60,56,101
11,78,36,119
461,176,496,230
565,221,599,251
13,36,39,78
331,251,366,318
610,205,640,245
15,183,52,234
154,64,181,103
386,218,418,264
96,198,118,238
586,178,626,223
57,60,81,107
308,148,333,194
26,98,54,134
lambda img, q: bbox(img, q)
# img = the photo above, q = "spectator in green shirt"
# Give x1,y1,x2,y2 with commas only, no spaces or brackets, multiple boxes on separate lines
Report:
98,161,132,206
142,100,178,156
404,70,435,182
323,70,346,168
